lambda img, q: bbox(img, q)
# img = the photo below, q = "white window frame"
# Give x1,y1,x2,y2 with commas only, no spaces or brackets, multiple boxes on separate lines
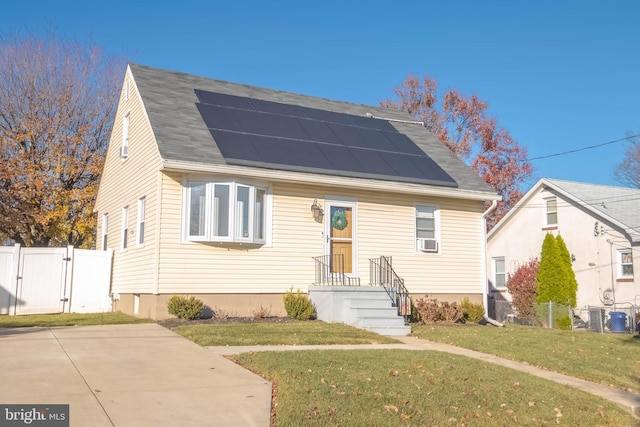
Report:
183,179,270,245
102,213,108,251
545,197,557,226
120,112,130,159
618,249,634,279
121,206,129,249
493,257,506,289
137,197,146,246
415,204,440,253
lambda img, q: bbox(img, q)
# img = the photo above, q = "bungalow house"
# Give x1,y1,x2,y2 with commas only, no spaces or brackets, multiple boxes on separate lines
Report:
486,178,640,327
95,64,500,333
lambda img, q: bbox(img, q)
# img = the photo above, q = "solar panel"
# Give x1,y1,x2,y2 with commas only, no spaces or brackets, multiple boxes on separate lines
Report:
194,89,457,187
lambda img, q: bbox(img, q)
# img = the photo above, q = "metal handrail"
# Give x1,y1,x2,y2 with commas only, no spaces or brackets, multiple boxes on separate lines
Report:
313,254,360,286
369,256,410,319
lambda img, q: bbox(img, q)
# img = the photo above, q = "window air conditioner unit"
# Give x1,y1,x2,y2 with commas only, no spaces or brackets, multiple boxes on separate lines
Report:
120,145,129,158
418,238,438,252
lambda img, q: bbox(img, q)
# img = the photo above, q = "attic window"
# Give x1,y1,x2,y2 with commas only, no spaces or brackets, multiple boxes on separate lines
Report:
184,180,268,244
120,113,130,159
545,197,557,226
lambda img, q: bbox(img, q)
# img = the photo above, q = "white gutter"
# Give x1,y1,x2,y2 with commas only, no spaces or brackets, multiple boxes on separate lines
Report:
481,200,503,326
161,159,501,202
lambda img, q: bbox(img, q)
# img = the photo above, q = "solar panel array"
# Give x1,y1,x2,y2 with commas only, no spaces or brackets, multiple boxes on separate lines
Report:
194,89,457,187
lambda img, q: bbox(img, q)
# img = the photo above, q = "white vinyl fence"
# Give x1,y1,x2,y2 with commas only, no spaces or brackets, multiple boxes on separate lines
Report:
0,244,112,315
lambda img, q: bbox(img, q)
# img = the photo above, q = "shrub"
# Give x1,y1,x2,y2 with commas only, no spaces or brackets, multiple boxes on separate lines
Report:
460,298,485,323
166,295,204,320
212,306,236,319
251,303,273,319
283,289,316,320
414,296,464,324
507,258,539,318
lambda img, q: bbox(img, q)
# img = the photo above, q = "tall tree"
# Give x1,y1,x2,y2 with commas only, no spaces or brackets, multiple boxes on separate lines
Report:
613,140,640,188
536,233,576,307
0,32,125,248
381,75,534,228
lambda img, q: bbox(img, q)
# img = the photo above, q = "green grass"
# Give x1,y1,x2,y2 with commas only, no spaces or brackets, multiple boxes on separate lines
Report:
0,312,154,327
412,324,640,393
233,349,639,427
171,321,401,346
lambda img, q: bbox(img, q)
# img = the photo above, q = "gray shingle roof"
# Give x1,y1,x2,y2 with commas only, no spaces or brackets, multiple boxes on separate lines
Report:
544,179,640,241
129,64,495,194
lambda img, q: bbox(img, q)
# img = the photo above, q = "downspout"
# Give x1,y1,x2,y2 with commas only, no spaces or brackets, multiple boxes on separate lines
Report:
481,200,503,326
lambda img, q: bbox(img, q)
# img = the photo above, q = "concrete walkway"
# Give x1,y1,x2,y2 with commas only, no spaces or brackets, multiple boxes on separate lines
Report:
209,336,640,419
0,324,271,427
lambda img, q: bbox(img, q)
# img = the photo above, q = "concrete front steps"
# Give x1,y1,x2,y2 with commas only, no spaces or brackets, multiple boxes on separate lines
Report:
309,285,411,336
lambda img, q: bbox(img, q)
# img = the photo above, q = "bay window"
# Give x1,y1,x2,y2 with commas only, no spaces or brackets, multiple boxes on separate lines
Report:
184,180,268,244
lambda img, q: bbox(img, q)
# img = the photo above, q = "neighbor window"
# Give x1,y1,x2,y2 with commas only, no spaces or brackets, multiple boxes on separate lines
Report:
121,206,129,249
493,257,506,289
619,249,634,278
137,197,146,246
415,205,439,252
545,197,557,226
102,213,108,251
184,180,269,244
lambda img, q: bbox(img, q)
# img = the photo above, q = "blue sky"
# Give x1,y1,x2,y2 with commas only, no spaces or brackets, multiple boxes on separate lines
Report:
3,1,639,189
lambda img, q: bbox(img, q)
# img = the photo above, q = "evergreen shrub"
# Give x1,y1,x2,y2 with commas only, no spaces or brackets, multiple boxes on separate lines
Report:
166,295,204,320
283,289,316,320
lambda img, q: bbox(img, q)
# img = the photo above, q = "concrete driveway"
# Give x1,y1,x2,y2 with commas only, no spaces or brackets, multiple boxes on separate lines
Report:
0,324,271,427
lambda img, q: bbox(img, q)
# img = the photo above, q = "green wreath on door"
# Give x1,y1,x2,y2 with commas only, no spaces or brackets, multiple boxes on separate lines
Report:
331,209,348,230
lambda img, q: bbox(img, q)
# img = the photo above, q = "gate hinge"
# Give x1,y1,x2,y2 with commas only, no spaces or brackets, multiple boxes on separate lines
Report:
60,298,69,302
63,257,71,261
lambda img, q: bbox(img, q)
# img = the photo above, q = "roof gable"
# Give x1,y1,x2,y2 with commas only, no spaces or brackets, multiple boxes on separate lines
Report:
489,178,640,243
128,64,496,194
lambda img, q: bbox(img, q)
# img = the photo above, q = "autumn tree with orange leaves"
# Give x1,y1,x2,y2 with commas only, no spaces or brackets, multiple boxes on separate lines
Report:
381,75,533,229
0,32,125,247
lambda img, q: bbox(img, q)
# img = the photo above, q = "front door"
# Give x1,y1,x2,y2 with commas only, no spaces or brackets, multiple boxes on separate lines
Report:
325,201,356,276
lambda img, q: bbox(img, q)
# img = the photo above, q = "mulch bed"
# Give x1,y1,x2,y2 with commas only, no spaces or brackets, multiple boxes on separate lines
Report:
157,316,298,329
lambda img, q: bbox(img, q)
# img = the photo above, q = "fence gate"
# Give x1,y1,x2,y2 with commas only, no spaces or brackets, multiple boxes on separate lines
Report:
15,247,70,315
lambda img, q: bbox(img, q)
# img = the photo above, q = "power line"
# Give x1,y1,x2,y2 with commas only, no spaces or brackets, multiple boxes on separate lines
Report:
528,134,640,161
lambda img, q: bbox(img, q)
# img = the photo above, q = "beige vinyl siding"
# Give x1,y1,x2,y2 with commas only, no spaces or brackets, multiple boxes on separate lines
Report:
155,175,486,295
95,67,162,294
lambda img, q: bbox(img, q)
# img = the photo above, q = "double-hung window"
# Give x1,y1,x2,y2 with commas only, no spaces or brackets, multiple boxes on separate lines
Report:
137,197,146,246
121,113,130,158
121,206,129,249
415,205,439,252
493,257,506,289
545,197,557,226
619,249,634,279
185,180,268,244
101,213,108,251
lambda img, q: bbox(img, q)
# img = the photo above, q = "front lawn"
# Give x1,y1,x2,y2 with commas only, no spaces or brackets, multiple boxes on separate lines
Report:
171,321,401,346
0,312,153,327
233,349,638,426
413,324,640,393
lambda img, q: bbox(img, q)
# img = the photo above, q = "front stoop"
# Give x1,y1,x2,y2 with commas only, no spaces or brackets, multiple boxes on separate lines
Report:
309,286,411,336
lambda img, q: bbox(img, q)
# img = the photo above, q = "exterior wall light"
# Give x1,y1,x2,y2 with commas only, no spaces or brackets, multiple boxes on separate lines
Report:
310,199,324,223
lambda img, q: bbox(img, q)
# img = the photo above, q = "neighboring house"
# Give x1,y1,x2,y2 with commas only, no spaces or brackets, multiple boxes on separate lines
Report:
486,178,640,322
95,64,499,328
